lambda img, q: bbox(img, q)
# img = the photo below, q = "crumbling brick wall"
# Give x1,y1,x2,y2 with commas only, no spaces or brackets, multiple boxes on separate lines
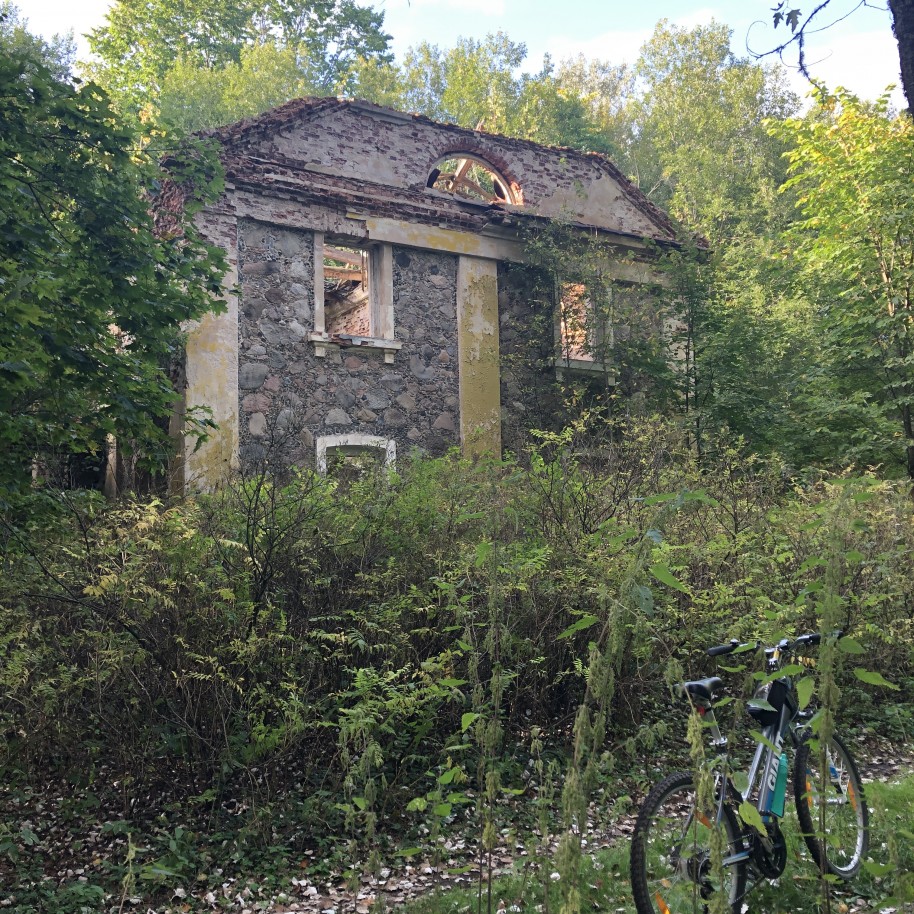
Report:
223,101,678,243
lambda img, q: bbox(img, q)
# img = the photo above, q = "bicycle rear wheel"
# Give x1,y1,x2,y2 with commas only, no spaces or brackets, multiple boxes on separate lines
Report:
794,732,869,878
630,770,746,914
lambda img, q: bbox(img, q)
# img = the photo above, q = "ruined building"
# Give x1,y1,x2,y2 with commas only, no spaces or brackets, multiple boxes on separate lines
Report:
177,97,680,489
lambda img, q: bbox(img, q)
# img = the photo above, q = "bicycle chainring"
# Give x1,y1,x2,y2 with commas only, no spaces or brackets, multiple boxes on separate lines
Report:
751,823,787,878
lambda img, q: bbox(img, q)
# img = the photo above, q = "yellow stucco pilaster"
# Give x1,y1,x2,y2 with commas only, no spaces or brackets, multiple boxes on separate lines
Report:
182,240,239,491
456,255,501,456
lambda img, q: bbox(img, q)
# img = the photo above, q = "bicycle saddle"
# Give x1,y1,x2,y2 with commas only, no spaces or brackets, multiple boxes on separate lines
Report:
680,676,724,702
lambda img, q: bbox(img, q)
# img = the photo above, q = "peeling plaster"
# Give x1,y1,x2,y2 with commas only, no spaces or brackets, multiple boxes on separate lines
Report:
456,256,501,456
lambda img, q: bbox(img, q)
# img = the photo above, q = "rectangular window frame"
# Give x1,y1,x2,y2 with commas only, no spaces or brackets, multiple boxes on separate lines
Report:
554,278,616,381
309,233,401,363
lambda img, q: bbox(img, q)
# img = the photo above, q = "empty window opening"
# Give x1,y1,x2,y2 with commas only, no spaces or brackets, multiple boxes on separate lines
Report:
557,281,614,377
427,155,515,204
312,236,398,361
326,447,382,486
559,282,595,363
316,434,396,480
324,244,371,337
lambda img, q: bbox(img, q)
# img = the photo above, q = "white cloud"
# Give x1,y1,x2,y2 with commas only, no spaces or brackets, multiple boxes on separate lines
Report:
529,9,730,71
22,0,113,55
378,0,508,55
673,7,719,29
533,28,651,67
380,0,505,14
775,29,904,109
539,14,904,109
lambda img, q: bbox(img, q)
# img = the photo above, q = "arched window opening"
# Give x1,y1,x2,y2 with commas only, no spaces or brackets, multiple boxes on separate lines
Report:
316,434,396,478
427,155,517,205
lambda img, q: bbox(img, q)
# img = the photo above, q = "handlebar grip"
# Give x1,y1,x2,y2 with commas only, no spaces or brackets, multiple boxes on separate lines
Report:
794,632,845,649
707,640,739,657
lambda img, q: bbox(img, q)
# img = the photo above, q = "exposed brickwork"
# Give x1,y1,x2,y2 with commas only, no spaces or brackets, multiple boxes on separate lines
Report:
206,99,683,245
328,301,371,337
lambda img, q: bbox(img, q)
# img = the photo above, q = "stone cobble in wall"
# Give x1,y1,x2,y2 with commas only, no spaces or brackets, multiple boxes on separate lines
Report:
497,264,567,455
236,217,459,470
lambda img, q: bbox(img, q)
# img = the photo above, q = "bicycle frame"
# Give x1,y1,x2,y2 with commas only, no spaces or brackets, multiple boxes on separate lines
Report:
696,671,807,869
630,631,869,914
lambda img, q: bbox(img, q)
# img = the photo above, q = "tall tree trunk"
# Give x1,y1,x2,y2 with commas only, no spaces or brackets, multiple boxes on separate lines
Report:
889,0,914,112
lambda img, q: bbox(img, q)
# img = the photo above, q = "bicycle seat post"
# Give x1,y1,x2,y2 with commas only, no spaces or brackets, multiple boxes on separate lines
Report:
702,705,728,749
680,678,728,748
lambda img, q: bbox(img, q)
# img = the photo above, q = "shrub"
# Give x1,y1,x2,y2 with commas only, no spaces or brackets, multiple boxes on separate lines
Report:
1,416,911,811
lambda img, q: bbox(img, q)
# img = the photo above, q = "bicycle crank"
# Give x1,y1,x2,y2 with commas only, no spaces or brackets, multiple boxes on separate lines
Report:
751,823,787,878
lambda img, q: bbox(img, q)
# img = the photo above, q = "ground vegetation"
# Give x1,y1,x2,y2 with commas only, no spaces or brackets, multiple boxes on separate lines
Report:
2,6,914,914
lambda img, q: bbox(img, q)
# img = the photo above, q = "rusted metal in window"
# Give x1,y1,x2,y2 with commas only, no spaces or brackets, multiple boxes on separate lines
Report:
427,154,516,205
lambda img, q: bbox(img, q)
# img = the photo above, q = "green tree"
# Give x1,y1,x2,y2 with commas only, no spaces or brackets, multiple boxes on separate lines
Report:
0,17,227,493
158,41,317,133
623,19,799,242
392,32,528,129
668,242,834,466
87,0,391,116
556,54,633,159
513,55,605,148
603,21,826,466
87,0,256,105
272,0,390,92
772,88,914,478
354,33,601,149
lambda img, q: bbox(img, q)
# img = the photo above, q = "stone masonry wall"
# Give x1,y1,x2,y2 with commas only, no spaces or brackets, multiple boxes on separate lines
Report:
237,217,459,470
498,263,567,455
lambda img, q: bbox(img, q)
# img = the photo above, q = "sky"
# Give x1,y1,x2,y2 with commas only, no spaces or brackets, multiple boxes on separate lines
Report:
21,0,904,108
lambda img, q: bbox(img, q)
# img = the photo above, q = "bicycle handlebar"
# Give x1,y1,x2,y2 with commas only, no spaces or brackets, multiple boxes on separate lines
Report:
707,639,747,657
706,631,840,658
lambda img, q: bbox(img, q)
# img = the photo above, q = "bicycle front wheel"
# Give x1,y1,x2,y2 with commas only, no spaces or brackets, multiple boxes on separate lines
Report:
794,732,869,878
630,771,746,914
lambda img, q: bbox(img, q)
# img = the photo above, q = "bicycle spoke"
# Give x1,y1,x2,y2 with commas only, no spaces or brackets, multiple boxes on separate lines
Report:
633,773,743,914
798,736,868,876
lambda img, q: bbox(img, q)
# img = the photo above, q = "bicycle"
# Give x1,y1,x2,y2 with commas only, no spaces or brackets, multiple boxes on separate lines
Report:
629,632,870,914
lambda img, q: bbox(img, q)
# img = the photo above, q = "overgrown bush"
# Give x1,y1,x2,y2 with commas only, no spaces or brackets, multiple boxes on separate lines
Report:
1,415,912,820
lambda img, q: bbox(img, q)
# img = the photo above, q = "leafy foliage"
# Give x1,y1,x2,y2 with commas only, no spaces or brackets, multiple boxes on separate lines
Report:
158,41,318,133
0,20,227,494
2,425,911,787
772,87,914,478
352,32,603,148
87,0,392,121
2,430,913,906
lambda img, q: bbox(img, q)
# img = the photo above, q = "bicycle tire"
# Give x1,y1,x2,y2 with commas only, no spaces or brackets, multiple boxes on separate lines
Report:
794,732,869,879
630,770,747,914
